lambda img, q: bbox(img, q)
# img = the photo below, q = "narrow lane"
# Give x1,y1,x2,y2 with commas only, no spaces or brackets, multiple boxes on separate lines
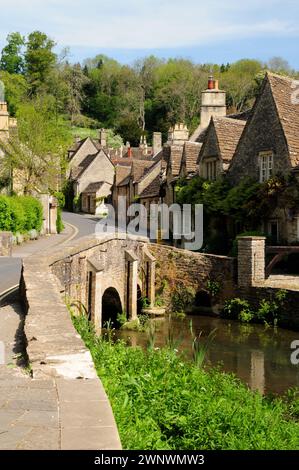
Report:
0,212,96,295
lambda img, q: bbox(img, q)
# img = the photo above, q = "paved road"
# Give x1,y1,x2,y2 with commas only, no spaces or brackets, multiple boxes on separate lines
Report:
0,212,98,295
62,211,99,239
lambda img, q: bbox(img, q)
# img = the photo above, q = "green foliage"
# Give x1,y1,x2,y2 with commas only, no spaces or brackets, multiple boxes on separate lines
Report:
223,291,288,326
73,195,81,211
0,96,72,194
207,280,221,297
0,70,28,115
0,32,25,74
72,313,299,450
24,31,56,94
221,59,264,112
0,195,42,233
171,284,196,312
56,208,64,234
117,311,128,327
223,298,254,323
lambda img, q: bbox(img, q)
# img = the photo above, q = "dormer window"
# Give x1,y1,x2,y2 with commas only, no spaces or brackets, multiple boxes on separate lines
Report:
259,151,273,182
204,157,217,181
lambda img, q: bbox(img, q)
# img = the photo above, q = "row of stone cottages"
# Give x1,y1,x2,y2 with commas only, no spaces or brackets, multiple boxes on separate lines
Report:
67,72,299,245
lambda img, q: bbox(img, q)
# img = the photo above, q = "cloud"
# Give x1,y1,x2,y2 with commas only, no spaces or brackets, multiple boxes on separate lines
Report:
0,0,298,50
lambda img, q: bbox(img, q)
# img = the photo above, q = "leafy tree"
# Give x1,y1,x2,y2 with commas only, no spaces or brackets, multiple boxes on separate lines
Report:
267,57,292,75
61,63,90,123
0,70,28,115
24,31,57,95
221,59,263,112
0,32,25,74
0,96,72,194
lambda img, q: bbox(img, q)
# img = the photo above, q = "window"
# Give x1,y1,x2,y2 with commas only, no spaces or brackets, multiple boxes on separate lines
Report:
204,158,217,181
266,219,279,244
259,151,273,182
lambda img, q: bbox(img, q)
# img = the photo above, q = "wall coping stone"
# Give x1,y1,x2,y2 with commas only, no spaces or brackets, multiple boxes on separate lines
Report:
21,232,126,450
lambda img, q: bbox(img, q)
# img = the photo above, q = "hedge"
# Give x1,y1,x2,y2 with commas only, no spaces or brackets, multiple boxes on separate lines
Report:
0,195,43,234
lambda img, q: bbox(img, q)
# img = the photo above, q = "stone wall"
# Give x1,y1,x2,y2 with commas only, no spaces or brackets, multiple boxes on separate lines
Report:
0,231,12,256
148,243,237,312
238,285,299,331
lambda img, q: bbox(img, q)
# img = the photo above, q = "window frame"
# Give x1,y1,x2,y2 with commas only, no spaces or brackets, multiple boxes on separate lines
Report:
259,151,274,183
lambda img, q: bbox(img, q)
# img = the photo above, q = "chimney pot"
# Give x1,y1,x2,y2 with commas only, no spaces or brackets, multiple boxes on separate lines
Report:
208,75,215,90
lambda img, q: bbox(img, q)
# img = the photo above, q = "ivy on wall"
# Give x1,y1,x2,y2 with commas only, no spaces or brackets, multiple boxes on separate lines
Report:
175,173,299,253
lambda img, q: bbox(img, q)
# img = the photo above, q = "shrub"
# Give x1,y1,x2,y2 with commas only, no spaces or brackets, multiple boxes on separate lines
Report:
223,290,288,326
0,195,13,230
0,195,43,234
171,284,196,312
223,298,253,320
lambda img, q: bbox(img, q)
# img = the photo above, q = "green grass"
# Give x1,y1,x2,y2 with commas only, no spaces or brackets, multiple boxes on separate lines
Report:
71,126,98,139
72,313,299,450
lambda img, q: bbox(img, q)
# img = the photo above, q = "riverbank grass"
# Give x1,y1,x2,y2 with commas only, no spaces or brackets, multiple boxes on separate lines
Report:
72,314,299,450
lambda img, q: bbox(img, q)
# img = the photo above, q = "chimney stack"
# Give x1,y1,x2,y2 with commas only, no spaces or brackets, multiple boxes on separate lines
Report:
99,128,107,148
200,76,226,129
167,123,189,146
153,132,162,156
126,141,132,158
0,101,10,141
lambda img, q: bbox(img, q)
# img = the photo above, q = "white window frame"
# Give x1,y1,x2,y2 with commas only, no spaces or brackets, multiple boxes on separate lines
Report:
204,157,217,181
259,151,273,183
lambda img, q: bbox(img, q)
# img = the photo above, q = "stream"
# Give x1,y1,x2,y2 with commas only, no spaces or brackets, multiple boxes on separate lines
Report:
114,314,299,395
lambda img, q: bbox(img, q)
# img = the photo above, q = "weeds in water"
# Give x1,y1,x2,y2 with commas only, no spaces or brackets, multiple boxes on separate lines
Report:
189,320,216,368
145,320,156,350
166,319,181,351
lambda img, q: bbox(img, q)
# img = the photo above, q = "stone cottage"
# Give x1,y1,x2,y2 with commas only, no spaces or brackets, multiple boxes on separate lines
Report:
228,72,299,243
70,149,115,214
198,117,246,180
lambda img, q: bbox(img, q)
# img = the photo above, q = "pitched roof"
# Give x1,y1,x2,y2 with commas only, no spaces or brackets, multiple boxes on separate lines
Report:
82,182,106,193
267,72,299,167
168,145,184,178
131,160,155,183
72,153,98,179
212,117,246,166
190,124,209,143
122,147,153,159
115,164,132,186
182,142,202,174
139,174,161,198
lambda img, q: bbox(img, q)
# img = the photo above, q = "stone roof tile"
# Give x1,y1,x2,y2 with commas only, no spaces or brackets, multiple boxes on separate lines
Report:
267,72,299,167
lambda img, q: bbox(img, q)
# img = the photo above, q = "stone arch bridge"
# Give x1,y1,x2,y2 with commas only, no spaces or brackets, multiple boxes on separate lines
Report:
51,234,156,328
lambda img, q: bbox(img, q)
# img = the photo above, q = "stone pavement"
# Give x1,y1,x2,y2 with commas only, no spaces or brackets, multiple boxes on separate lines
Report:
12,222,75,259
0,297,60,450
0,291,122,450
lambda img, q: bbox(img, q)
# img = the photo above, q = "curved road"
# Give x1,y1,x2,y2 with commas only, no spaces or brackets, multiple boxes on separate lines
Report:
0,212,98,296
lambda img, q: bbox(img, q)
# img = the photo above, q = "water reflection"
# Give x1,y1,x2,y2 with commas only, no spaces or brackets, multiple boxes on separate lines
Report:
114,314,299,395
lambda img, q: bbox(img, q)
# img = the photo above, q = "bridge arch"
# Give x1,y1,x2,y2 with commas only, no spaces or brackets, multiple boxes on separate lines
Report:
102,287,123,328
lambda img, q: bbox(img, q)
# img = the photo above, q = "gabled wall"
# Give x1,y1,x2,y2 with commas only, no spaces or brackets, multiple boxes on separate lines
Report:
228,79,291,184
69,138,98,171
77,150,115,194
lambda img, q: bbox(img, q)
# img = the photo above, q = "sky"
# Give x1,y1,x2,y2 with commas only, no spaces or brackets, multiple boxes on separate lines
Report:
0,0,298,68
